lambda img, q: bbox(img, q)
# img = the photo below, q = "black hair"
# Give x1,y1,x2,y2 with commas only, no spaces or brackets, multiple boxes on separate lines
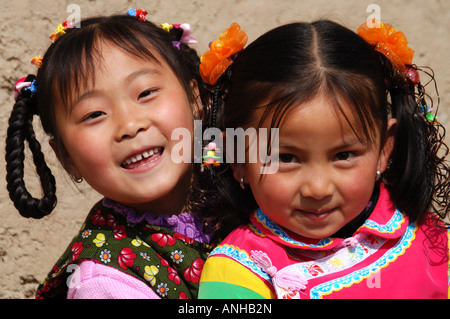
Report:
6,15,210,219
209,20,450,226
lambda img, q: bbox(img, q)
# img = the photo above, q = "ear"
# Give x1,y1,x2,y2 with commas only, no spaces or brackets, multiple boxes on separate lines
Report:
49,138,80,178
190,80,203,120
230,162,246,183
377,118,397,173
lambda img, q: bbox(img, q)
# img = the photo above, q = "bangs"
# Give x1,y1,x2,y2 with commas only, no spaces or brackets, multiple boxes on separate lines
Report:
249,69,385,146
48,18,163,110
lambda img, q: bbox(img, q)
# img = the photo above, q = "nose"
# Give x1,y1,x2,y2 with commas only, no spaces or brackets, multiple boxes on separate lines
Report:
115,104,151,141
299,166,334,201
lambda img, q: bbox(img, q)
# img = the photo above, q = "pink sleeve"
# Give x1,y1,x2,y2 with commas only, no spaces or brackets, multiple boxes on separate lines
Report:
67,260,160,299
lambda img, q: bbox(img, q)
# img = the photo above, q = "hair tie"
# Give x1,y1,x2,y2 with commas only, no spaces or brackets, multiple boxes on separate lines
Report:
357,21,414,73
14,75,37,102
199,22,248,85
160,23,198,50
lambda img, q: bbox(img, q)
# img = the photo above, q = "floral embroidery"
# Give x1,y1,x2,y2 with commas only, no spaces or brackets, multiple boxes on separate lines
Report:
117,247,137,269
140,252,151,261
171,250,184,264
100,249,111,264
168,267,181,285
36,201,215,299
310,222,417,299
132,236,150,247
179,291,188,299
81,229,91,238
306,264,324,277
144,265,159,286
93,233,106,247
183,258,203,283
107,213,128,240
282,289,299,299
151,233,176,246
157,282,169,297
174,232,195,244
90,209,106,226
328,258,344,268
71,242,83,261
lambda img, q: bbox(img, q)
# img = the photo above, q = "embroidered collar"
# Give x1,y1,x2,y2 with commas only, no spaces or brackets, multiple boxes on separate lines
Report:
250,183,409,251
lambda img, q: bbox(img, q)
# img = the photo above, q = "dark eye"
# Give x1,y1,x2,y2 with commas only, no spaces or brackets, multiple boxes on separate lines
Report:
279,154,297,163
334,151,353,161
138,89,157,100
82,111,105,122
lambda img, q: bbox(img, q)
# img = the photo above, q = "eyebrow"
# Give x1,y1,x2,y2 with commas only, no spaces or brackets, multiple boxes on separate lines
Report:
70,68,162,110
124,68,162,86
278,137,364,153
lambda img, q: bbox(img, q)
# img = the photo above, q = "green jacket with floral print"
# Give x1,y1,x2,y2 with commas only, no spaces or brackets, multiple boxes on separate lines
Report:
36,200,216,299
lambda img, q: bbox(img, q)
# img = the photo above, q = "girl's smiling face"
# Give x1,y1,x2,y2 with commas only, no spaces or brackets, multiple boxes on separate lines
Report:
52,42,200,215
233,93,395,239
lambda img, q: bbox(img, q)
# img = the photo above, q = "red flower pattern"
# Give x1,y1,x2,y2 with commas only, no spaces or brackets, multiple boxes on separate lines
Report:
90,209,106,226
178,292,189,299
174,232,194,244
117,247,137,269
71,242,83,261
168,267,181,285
113,224,127,240
106,213,118,228
157,253,169,267
183,258,203,283
151,233,176,246
306,264,324,277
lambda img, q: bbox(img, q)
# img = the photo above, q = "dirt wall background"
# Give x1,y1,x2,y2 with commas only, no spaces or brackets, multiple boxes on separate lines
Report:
0,0,449,298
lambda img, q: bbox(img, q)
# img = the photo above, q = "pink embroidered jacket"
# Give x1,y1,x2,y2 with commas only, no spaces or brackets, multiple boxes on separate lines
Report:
199,184,450,299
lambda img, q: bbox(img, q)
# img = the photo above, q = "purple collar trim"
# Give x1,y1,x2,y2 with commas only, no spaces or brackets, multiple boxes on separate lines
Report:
102,198,214,244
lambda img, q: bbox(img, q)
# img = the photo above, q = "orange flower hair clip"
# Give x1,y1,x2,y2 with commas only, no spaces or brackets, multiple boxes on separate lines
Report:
31,55,43,68
357,21,414,72
200,22,248,85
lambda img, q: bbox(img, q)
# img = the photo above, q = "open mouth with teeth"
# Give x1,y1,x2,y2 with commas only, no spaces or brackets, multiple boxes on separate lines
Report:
121,147,164,169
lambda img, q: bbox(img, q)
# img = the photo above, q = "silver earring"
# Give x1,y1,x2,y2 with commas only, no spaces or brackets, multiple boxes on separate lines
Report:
376,170,382,181
240,177,246,190
72,174,83,183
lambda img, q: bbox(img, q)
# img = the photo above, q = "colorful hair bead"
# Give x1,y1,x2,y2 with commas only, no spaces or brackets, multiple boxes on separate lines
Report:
202,142,221,167
127,8,148,22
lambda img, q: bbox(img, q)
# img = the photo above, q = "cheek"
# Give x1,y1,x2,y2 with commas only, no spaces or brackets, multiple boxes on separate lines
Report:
66,133,111,171
248,172,295,209
338,167,377,214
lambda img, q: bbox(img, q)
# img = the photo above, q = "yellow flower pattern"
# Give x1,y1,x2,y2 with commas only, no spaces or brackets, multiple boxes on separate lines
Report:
144,265,159,286
93,233,106,247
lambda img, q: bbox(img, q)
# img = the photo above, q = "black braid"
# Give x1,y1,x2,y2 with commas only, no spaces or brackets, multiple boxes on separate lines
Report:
5,95,57,219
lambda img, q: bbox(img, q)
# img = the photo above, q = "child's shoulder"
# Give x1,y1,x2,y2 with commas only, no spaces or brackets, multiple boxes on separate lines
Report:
216,222,277,253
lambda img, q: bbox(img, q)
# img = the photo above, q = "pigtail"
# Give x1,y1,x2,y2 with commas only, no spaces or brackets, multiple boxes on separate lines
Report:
5,95,57,219
382,57,450,223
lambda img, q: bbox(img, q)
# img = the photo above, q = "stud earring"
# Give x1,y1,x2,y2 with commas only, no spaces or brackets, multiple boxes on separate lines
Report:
240,177,246,190
376,170,382,181
72,174,83,183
